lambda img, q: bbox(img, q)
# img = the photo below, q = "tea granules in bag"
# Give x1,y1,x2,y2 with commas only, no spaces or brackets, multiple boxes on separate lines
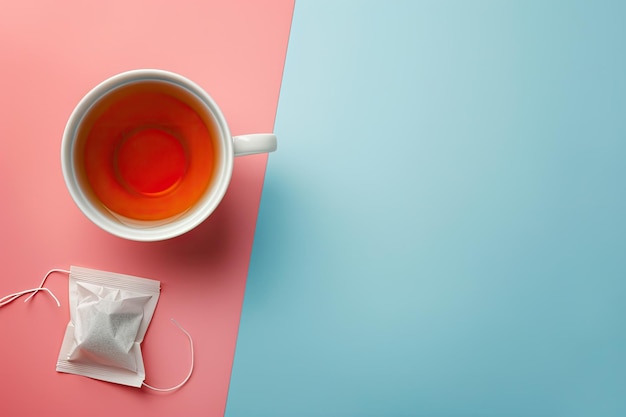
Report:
56,266,161,387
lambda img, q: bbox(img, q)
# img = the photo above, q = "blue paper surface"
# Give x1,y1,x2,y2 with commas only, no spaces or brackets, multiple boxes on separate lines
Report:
227,1,626,415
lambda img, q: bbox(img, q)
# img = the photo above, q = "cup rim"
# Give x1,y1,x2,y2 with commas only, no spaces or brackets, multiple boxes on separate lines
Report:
61,69,234,241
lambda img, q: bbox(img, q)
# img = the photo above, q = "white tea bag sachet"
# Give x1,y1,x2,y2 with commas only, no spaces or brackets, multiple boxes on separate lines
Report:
1,266,192,390
56,266,160,387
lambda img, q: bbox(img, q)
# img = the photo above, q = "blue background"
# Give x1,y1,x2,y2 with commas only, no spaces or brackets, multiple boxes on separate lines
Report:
227,1,626,415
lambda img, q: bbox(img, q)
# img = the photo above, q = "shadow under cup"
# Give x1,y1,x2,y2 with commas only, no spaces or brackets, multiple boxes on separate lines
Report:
63,74,232,241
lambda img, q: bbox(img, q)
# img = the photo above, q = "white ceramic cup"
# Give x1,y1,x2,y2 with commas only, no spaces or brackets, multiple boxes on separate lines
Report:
61,69,276,241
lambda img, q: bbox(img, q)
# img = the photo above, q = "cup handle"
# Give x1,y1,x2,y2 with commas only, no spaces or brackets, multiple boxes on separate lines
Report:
233,134,277,156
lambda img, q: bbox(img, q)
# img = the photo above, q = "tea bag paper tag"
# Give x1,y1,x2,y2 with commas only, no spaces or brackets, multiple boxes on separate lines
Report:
56,266,160,387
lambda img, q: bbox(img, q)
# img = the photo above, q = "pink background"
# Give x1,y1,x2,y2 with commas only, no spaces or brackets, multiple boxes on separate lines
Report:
0,1,293,415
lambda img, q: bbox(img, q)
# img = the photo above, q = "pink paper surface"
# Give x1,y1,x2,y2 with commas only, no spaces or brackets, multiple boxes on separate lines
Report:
0,1,293,415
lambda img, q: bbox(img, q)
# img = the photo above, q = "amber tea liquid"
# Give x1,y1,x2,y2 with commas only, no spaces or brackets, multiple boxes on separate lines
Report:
75,81,217,221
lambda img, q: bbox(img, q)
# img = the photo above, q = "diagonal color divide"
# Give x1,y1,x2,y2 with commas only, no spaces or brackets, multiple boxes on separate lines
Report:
227,1,626,416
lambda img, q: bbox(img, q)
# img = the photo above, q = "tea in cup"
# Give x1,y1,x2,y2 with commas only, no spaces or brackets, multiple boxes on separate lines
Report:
61,69,276,241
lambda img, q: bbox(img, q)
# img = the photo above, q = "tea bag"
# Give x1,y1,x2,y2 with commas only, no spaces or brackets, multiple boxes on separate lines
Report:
56,266,161,387
1,266,193,390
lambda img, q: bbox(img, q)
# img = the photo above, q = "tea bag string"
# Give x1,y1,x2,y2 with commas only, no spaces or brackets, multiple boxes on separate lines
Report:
142,318,195,392
0,269,69,308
